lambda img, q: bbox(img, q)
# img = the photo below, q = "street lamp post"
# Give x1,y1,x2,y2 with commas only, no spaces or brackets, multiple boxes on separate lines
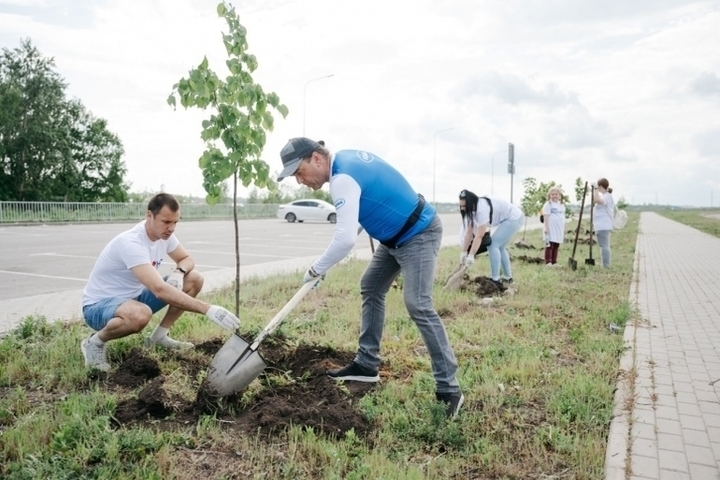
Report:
433,128,454,204
303,74,334,136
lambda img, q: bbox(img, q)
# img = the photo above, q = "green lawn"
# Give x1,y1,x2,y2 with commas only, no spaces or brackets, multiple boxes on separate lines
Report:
0,213,639,479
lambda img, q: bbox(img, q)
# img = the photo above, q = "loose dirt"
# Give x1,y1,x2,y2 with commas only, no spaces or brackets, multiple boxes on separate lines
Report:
459,275,507,296
105,339,377,440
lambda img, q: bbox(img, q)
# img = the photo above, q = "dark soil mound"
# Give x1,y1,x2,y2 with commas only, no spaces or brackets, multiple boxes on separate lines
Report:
108,339,377,440
107,347,161,388
517,255,545,264
460,275,506,296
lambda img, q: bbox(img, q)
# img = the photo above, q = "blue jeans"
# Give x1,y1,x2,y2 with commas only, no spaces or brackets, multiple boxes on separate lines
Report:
596,230,612,268
358,215,460,394
83,284,167,331
488,216,524,280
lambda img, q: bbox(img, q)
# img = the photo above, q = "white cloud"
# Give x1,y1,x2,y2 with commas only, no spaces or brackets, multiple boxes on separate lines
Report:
1,0,719,206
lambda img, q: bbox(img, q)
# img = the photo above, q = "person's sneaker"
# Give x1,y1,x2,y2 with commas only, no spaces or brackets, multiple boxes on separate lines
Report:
436,391,465,418
489,278,504,290
501,277,514,284
81,335,111,372
145,335,194,350
327,361,380,382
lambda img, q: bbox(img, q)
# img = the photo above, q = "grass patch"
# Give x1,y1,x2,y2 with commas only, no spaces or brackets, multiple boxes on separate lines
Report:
658,208,720,238
0,213,639,479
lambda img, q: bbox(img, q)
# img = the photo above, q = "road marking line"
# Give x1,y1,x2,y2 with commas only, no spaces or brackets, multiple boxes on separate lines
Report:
0,270,87,282
0,229,51,237
29,253,97,259
188,249,298,258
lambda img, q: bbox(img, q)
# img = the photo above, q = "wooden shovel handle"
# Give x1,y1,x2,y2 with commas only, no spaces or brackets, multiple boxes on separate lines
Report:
570,182,588,259
250,280,315,350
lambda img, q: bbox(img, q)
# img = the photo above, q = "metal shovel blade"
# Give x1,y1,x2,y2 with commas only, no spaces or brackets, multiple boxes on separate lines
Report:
205,333,267,396
204,281,315,396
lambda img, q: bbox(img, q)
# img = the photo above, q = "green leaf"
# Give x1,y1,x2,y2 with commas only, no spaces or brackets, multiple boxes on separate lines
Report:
230,150,244,163
166,95,176,108
261,112,274,130
216,3,226,17
206,193,220,205
277,104,289,118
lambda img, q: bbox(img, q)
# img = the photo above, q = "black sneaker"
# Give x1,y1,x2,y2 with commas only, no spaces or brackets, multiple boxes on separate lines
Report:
327,361,380,383
436,391,465,418
501,277,513,284
489,278,504,290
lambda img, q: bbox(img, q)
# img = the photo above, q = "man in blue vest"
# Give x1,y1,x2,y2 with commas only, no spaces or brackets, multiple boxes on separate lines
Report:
278,137,463,418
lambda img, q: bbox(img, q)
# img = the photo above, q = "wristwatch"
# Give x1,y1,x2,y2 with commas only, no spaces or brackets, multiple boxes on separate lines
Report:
175,266,187,275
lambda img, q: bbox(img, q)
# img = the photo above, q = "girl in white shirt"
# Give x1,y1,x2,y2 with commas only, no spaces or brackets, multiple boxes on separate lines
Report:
542,187,566,265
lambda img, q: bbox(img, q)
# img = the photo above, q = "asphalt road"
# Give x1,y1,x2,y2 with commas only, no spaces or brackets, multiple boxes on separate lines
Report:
0,213,465,302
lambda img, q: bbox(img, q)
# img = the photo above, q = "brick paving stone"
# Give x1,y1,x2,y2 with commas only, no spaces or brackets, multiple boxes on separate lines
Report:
606,213,720,479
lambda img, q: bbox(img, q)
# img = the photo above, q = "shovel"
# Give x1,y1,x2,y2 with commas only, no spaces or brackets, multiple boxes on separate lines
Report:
568,181,588,271
585,186,596,266
444,261,467,291
205,281,315,396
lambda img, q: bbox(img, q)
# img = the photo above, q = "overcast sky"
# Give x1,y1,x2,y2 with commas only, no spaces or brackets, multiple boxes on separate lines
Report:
1,0,719,206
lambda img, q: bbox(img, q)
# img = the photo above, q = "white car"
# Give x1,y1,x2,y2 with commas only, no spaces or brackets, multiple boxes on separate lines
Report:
277,199,337,223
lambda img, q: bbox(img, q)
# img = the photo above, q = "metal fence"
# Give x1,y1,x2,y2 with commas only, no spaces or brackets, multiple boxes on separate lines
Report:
0,202,280,224
0,201,461,224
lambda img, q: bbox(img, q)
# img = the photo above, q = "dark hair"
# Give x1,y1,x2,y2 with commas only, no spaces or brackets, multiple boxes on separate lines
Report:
147,193,180,216
304,143,330,164
597,178,613,194
459,189,479,227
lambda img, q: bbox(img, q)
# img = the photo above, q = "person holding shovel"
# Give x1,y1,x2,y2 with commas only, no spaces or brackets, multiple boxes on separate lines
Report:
277,137,464,418
592,178,616,268
542,187,566,266
80,193,240,371
458,189,524,288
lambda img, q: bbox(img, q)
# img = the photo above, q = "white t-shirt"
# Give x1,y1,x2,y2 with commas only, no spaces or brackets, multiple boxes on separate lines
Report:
82,220,180,306
542,201,566,244
593,192,615,231
459,195,523,239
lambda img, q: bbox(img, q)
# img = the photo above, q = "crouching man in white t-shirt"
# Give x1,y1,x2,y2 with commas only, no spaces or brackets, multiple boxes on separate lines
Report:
80,193,239,371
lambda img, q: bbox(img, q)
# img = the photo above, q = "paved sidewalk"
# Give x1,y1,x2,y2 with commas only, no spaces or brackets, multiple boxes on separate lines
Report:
606,212,720,479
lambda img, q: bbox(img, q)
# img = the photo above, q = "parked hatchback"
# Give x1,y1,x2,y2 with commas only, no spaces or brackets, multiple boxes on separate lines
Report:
277,199,337,223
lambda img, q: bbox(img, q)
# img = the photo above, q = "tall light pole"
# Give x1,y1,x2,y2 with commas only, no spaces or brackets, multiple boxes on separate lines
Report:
433,127,454,204
490,149,505,195
303,74,334,136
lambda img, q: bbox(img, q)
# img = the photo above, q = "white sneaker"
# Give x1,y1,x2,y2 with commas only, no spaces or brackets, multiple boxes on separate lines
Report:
81,335,111,371
145,335,194,350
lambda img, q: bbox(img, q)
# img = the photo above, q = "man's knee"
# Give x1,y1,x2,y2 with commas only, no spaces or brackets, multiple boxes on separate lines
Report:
117,303,153,333
184,270,204,296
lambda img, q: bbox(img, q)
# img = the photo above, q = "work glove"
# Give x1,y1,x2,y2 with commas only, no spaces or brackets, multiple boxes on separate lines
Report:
303,267,325,289
464,255,475,268
166,271,184,290
459,252,468,264
205,305,241,331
